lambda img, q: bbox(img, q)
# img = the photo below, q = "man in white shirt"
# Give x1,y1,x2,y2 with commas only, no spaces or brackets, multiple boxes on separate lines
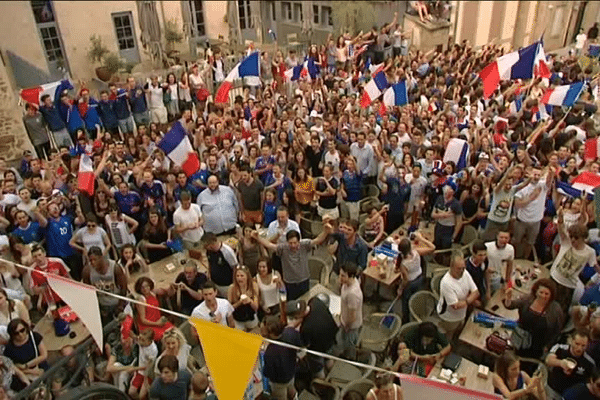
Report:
147,75,168,125
191,281,235,329
267,206,301,245
338,262,363,360
350,132,376,185
550,208,599,314
437,252,479,340
485,230,515,292
173,191,204,250
513,165,553,259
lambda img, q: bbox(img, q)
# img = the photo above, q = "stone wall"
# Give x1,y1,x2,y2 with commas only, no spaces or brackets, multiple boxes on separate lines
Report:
403,14,451,52
0,56,34,162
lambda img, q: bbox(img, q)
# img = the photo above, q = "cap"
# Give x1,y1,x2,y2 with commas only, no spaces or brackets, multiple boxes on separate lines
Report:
51,189,62,197
285,300,307,317
310,110,318,118
445,180,458,192
479,153,490,160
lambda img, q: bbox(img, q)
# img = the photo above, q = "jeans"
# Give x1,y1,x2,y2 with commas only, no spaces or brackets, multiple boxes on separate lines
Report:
337,327,360,360
118,116,135,135
402,274,424,323
52,128,73,148
133,111,150,127
33,141,51,160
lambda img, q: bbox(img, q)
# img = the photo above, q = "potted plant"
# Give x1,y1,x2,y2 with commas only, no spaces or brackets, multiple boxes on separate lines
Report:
88,35,112,81
102,52,125,78
164,19,184,53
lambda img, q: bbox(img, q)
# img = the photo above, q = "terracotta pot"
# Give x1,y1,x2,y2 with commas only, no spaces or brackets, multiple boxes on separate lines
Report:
95,66,112,82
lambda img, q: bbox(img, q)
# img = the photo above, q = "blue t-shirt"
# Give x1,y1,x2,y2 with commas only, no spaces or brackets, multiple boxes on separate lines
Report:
39,105,66,131
13,222,43,244
255,156,276,184
98,100,118,129
113,191,142,216
264,174,292,203
342,170,362,202
580,283,600,306
128,86,147,114
45,215,74,258
113,89,131,119
263,201,278,227
140,181,165,209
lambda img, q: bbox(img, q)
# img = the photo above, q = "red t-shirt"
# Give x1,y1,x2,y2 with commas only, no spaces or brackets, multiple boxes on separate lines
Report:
32,258,69,303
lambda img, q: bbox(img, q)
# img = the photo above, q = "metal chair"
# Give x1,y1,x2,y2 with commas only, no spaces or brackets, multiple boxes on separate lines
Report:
326,349,376,388
430,272,445,299
308,257,327,287
358,313,402,361
339,379,375,399
408,290,440,323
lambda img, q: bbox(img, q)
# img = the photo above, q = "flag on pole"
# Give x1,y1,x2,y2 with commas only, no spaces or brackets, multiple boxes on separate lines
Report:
215,52,260,103
360,71,388,108
443,138,470,171
480,41,540,98
382,81,409,107
284,58,319,82
77,152,95,196
20,80,66,106
533,41,551,79
541,82,585,107
158,121,200,176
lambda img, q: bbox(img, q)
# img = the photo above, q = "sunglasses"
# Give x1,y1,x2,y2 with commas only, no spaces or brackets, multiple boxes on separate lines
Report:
15,327,27,335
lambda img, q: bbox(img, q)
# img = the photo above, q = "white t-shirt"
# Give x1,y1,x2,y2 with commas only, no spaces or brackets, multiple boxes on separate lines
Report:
148,85,165,109
576,33,587,49
138,342,158,376
485,241,515,285
437,271,478,322
191,298,234,327
514,181,547,223
550,237,596,289
173,204,204,243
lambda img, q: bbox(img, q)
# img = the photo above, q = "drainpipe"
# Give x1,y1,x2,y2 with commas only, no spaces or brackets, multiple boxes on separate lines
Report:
452,0,460,45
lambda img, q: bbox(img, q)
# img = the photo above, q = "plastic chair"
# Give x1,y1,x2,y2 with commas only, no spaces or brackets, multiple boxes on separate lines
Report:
409,290,440,323
308,257,327,287
520,357,548,388
430,272,445,299
340,379,375,399
326,350,376,388
362,184,380,199
460,225,479,246
300,216,314,238
397,321,420,341
358,313,402,360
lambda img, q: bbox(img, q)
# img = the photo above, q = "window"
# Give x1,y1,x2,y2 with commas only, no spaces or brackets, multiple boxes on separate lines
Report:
322,6,333,26
293,3,302,23
189,0,205,37
40,26,63,62
270,1,276,20
113,13,135,50
313,5,320,24
238,0,252,30
282,2,291,21
31,0,54,23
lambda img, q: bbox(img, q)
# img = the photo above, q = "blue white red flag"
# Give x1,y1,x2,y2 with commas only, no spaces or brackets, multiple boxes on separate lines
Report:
215,52,260,103
158,121,200,176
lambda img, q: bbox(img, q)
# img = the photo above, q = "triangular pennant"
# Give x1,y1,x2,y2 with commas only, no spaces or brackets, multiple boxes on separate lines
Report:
47,275,103,349
190,317,263,400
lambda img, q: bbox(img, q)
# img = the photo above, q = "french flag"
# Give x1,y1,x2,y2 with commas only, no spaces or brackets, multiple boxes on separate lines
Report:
215,52,260,103
364,58,384,75
285,58,319,82
360,71,388,108
243,106,252,130
20,80,66,105
585,137,600,161
533,41,551,79
531,103,552,122
480,41,540,98
556,172,600,199
382,80,409,107
541,82,585,107
158,121,200,176
509,95,523,114
443,138,469,171
78,152,95,196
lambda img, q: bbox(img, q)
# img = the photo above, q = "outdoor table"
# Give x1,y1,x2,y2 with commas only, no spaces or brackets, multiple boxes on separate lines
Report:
503,259,549,295
34,313,90,363
458,309,512,357
484,289,519,320
427,356,495,394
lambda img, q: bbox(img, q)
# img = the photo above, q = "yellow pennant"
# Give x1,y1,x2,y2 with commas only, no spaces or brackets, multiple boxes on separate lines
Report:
190,317,263,400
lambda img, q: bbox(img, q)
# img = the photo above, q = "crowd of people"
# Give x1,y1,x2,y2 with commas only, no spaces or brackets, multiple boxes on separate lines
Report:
4,5,600,400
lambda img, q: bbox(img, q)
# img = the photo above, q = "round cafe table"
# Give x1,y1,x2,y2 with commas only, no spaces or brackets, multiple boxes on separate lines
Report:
34,313,90,353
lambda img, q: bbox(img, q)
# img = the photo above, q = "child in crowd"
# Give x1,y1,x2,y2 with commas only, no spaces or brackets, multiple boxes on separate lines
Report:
128,328,158,400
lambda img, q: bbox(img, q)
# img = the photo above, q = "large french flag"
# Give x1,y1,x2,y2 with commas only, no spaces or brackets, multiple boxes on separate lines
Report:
531,103,552,122
158,121,200,176
533,41,551,79
541,82,585,107
284,58,320,82
78,152,95,196
480,41,540,98
443,138,469,170
360,71,388,108
382,81,409,107
20,80,65,105
215,52,260,103
556,172,600,199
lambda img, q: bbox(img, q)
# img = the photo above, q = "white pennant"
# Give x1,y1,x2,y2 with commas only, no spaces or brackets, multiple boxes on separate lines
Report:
47,275,103,349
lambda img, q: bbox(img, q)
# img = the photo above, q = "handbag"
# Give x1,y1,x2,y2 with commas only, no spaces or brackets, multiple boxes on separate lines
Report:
486,331,512,354
511,326,533,350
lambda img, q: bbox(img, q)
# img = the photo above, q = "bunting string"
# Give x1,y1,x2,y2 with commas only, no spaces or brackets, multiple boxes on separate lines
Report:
11,260,402,378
